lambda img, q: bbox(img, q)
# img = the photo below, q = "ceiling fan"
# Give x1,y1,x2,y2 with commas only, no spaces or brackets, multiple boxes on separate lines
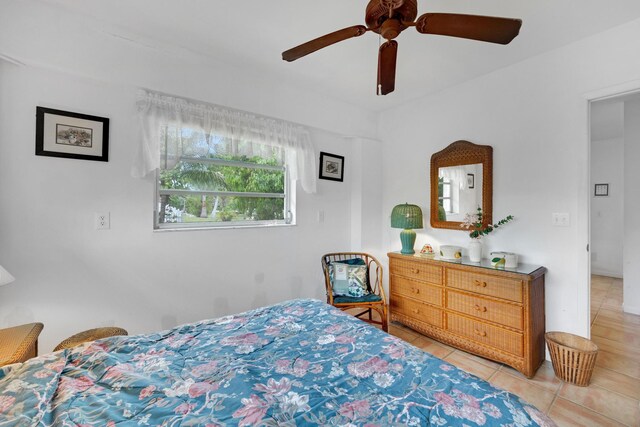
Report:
282,0,522,96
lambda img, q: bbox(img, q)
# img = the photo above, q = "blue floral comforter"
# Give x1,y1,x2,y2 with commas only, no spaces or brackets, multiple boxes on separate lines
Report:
0,299,555,426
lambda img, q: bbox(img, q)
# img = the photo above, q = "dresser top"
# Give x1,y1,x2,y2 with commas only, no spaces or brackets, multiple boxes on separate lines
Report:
388,252,546,277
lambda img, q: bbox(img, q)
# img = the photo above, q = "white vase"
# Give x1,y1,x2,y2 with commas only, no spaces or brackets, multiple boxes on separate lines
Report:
468,239,482,262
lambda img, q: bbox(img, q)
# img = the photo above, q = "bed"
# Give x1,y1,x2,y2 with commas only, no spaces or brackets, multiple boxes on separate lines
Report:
0,299,555,426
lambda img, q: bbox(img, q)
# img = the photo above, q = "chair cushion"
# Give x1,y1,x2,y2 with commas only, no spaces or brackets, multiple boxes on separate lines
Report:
333,294,382,304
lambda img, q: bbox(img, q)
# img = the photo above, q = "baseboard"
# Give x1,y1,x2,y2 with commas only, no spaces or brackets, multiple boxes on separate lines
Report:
623,304,640,316
591,268,623,279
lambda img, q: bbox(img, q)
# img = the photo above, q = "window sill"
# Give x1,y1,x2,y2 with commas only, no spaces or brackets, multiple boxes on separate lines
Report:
153,223,296,232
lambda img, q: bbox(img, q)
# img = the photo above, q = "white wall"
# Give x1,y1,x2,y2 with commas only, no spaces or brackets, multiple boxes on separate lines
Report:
0,0,378,140
623,99,640,314
378,18,640,337
3,0,640,350
349,138,384,260
0,61,382,352
590,137,624,277
0,0,388,354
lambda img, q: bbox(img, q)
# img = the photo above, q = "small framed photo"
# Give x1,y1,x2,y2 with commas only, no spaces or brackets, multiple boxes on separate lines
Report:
319,152,344,182
36,107,109,162
594,183,609,197
467,173,475,189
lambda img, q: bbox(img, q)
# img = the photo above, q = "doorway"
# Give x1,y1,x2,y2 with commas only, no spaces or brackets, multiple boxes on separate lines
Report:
589,90,640,322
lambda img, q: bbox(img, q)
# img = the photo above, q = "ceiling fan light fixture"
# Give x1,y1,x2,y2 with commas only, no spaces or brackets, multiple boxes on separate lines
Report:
380,19,403,40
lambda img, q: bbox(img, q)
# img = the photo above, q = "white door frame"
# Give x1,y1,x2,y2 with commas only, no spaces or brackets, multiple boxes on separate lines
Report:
584,80,640,335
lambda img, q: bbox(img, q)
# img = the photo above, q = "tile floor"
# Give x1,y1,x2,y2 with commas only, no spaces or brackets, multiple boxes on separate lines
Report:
384,275,640,426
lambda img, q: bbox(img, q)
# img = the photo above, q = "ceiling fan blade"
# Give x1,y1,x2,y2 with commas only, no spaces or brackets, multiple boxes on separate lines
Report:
415,13,522,45
282,25,368,62
377,40,398,96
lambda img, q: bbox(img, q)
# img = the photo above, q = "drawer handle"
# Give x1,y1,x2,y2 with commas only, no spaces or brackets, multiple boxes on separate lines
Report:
474,304,487,313
411,268,420,274
411,308,420,315
474,280,487,288
474,329,487,337
411,287,420,294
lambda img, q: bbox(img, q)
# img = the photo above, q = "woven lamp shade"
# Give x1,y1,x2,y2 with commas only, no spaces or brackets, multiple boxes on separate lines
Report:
391,204,423,229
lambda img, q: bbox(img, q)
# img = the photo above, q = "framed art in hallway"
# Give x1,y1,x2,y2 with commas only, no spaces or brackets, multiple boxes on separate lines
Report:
594,183,608,197
319,151,344,182
35,107,109,162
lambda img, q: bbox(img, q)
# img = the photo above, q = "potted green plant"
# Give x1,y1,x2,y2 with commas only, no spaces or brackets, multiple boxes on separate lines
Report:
461,207,514,262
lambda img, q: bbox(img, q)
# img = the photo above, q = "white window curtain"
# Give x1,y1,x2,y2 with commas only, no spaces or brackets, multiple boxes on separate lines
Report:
439,166,468,190
132,90,317,194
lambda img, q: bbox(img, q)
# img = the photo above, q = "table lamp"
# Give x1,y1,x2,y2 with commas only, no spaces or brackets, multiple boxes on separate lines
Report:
0,264,15,286
391,203,423,254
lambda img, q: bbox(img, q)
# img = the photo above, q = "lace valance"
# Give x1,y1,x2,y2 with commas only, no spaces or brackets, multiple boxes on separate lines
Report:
132,90,317,194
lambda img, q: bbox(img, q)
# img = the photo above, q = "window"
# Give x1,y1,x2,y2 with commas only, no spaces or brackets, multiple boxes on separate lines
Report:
134,90,316,230
156,126,292,229
439,177,452,213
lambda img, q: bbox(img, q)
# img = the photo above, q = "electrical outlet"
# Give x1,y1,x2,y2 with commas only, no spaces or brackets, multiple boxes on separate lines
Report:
95,212,110,230
551,212,570,227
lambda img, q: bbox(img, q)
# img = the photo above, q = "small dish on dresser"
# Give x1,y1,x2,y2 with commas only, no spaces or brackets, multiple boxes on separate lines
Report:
439,245,462,261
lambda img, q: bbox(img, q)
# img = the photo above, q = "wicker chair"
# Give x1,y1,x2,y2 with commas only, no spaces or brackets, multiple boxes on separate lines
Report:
321,252,388,332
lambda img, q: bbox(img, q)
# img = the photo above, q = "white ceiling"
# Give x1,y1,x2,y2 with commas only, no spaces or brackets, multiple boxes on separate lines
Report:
38,0,640,112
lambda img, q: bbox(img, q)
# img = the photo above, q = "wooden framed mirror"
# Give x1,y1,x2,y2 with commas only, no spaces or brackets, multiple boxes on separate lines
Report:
430,140,493,230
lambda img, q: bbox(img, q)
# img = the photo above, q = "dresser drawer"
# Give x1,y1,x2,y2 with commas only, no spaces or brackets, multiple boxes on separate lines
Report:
447,269,523,302
447,290,523,330
389,258,442,285
447,313,523,356
390,297,443,328
392,276,442,306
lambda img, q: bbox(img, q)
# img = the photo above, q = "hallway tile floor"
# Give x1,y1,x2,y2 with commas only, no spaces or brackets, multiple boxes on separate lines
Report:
386,275,640,426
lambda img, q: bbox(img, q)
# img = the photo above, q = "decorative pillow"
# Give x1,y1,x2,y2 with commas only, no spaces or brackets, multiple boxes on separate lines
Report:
329,259,370,297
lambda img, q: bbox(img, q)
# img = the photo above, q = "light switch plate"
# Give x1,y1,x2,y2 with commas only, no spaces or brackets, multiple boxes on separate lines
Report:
552,212,570,227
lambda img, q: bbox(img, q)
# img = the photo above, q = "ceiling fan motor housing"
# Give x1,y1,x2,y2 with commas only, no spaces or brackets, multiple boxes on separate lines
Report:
366,0,418,37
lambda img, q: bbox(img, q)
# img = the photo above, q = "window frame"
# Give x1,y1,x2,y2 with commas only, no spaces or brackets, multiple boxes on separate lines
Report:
154,152,294,231
439,178,453,213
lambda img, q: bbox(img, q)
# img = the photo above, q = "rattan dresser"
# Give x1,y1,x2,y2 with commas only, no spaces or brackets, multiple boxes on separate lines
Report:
388,252,546,378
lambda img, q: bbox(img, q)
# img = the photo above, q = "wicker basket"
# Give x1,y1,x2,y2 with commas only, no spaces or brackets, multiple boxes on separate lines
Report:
545,331,598,387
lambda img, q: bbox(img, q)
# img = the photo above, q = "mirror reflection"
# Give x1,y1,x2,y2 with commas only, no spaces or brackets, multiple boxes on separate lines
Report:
437,164,483,222
430,140,492,230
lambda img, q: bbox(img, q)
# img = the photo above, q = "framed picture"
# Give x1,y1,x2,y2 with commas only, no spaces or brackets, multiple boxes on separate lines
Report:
36,107,109,162
467,173,475,189
319,152,344,182
594,183,609,197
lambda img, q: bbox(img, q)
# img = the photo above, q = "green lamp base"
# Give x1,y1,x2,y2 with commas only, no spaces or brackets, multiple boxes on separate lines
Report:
399,228,417,254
